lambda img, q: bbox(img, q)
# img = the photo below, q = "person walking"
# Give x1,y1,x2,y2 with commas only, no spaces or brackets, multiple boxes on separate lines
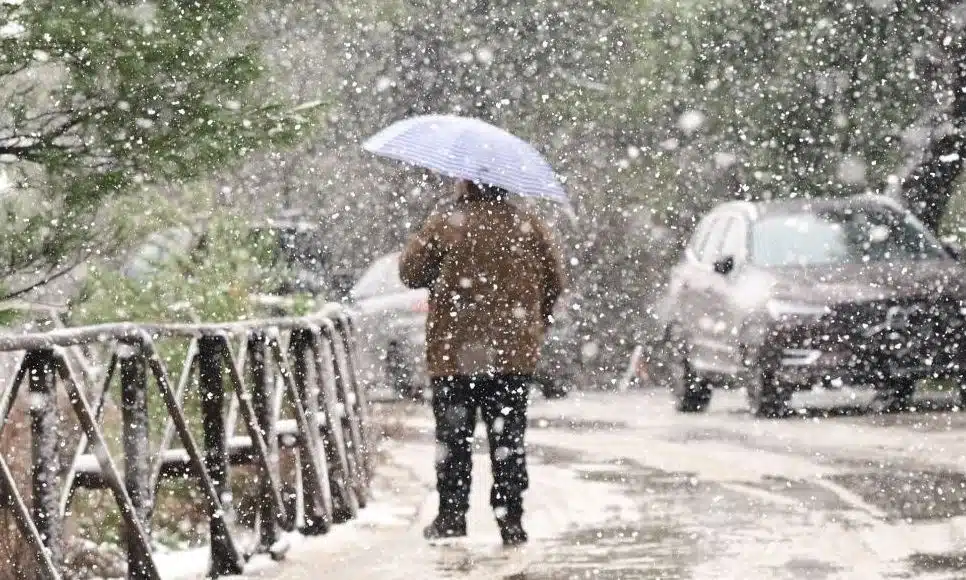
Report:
399,178,566,546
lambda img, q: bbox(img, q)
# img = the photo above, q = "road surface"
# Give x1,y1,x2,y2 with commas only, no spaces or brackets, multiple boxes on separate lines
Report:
234,386,966,580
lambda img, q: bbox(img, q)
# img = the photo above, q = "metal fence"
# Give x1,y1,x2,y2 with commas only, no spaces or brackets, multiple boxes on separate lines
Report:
0,304,373,580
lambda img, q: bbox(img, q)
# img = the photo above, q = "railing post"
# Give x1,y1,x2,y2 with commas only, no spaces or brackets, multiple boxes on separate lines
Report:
334,314,373,482
141,334,243,575
198,335,237,577
289,329,328,534
120,342,152,580
247,331,279,552
308,326,358,523
27,348,62,574
324,319,367,502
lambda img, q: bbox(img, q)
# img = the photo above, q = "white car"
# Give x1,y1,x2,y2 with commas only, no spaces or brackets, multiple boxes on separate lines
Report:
349,252,430,399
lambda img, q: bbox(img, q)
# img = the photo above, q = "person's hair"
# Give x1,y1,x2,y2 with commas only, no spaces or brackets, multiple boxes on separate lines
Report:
464,180,509,202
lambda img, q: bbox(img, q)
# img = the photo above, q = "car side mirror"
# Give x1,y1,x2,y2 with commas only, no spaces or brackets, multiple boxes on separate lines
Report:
713,255,735,275
943,241,962,261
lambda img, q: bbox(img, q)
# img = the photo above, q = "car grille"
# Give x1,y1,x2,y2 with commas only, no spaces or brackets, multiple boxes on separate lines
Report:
774,295,966,376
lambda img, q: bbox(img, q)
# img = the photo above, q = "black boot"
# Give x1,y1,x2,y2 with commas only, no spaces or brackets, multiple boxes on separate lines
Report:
423,514,467,540
496,506,527,546
498,520,527,546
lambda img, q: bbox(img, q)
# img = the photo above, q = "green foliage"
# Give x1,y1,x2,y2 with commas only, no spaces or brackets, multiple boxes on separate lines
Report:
59,212,291,550
68,213,293,494
0,1,319,297
70,216,277,325
0,307,17,327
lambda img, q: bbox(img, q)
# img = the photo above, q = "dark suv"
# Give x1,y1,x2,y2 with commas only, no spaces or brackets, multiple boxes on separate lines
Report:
652,194,966,417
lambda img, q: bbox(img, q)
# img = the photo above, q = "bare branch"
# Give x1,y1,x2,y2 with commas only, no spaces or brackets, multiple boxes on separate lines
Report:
897,36,966,231
1,257,86,301
0,109,100,161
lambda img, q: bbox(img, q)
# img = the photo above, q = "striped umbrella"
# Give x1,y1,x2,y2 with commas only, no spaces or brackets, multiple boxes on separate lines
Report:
362,114,569,206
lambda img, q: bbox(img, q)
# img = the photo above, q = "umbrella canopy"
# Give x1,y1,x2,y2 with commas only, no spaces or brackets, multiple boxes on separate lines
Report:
362,114,568,206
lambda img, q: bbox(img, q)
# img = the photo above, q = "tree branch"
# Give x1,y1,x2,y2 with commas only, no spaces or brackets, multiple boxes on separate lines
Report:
0,107,100,161
899,36,966,231
0,257,84,301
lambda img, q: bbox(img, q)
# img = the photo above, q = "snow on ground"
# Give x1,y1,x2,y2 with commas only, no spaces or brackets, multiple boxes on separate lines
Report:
390,388,966,578
156,387,966,579
154,409,645,580
522,388,966,579
153,438,434,580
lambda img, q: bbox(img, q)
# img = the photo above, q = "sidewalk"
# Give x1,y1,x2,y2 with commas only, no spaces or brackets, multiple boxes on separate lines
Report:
166,401,644,580
156,436,436,580
245,440,440,580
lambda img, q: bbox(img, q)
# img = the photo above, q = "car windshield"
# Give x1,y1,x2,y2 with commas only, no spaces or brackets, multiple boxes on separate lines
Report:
750,205,948,267
351,252,409,298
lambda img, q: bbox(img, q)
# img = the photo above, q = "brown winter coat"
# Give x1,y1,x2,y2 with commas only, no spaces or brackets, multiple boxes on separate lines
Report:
399,199,566,378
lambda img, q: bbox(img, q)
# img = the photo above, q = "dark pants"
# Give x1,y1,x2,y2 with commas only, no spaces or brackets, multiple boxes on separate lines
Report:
432,374,530,520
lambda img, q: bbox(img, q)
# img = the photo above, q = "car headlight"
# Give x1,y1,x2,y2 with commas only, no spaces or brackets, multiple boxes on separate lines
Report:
766,299,829,319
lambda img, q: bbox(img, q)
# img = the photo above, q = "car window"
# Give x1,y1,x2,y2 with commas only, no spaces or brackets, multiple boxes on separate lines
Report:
717,217,747,262
688,215,718,259
750,205,948,267
352,252,409,298
697,216,733,265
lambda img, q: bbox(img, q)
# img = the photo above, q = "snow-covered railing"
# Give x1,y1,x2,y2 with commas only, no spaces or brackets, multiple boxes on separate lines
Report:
0,305,373,580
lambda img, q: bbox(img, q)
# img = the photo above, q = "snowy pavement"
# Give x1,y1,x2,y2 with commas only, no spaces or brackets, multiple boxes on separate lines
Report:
175,386,966,579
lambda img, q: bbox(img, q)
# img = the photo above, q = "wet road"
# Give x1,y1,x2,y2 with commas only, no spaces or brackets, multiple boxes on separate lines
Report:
270,386,966,580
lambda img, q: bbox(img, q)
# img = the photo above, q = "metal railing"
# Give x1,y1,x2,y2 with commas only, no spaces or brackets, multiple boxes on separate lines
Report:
0,304,373,580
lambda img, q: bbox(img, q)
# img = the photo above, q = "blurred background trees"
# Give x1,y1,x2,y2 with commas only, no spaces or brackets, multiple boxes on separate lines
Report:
0,0,315,308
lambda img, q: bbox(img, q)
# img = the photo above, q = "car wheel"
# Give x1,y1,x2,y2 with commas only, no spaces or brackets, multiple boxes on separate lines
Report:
743,348,790,418
875,378,915,413
668,337,711,413
527,375,566,399
745,369,791,418
541,380,569,399
385,342,414,398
